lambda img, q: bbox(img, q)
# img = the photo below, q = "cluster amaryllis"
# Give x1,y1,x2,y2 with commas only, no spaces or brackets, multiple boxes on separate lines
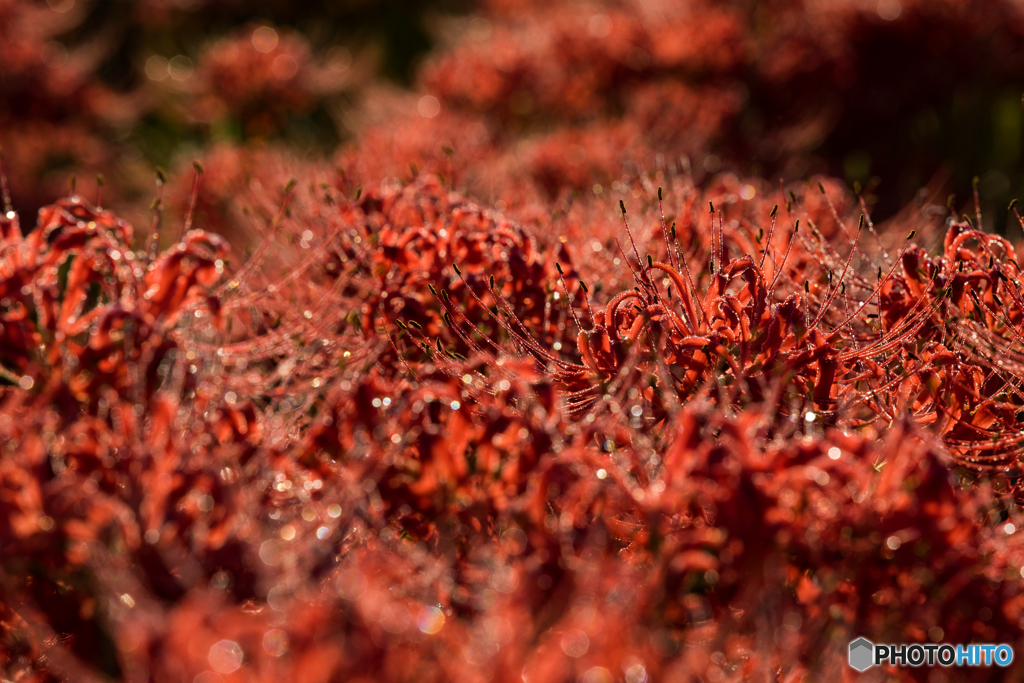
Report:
4,154,1024,681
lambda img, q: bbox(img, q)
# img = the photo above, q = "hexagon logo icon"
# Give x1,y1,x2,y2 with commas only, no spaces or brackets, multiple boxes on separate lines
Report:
849,638,874,672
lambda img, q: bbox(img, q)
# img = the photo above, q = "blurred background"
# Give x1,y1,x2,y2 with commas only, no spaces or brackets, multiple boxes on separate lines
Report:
4,0,1024,234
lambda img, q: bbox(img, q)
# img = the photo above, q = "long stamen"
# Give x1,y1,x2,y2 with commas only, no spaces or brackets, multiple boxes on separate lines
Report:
0,146,11,215
217,178,296,298
615,236,645,291
1008,199,1024,238
670,222,706,328
578,279,596,324
810,215,864,329
816,181,857,243
620,199,650,284
146,169,166,265
554,262,585,332
856,183,891,267
657,186,677,271
183,161,204,235
768,219,800,296
717,207,726,272
832,231,919,332
709,201,718,274
973,175,983,231
758,204,779,271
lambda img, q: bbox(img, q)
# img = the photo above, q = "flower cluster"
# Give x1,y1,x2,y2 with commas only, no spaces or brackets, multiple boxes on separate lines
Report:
345,0,1024,215
3,159,1024,681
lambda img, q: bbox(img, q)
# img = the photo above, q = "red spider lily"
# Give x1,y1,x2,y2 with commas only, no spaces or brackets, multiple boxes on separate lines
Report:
5,158,1024,683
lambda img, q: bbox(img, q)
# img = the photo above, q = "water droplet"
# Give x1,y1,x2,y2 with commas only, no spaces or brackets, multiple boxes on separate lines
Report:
208,640,243,674
418,606,445,634
262,629,288,657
